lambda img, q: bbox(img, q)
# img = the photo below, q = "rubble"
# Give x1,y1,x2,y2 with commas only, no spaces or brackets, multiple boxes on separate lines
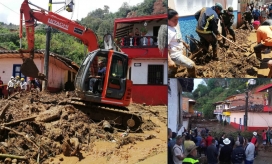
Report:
173,29,260,77
0,91,164,163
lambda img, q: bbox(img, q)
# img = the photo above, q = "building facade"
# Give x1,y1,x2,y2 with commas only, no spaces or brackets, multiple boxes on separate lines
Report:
114,14,167,105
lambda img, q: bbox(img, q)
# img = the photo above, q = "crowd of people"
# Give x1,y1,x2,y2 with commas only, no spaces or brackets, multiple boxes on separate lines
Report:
167,126,272,164
3,75,41,98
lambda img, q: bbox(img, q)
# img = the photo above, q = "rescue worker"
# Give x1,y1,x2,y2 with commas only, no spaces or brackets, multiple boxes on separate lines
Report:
7,76,15,97
253,25,272,61
220,7,236,43
195,2,223,61
14,76,20,92
242,11,253,30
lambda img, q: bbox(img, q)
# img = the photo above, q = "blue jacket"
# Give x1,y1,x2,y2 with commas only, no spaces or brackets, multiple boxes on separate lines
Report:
253,10,260,17
195,6,219,35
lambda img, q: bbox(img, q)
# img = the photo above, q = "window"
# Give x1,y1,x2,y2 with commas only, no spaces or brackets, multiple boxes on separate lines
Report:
234,118,236,123
148,65,163,85
13,64,26,81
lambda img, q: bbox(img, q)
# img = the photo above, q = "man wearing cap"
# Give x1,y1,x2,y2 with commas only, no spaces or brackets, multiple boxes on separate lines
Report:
251,132,258,157
220,7,236,43
241,11,253,30
172,135,185,164
253,25,272,61
261,5,268,24
195,2,223,61
219,138,233,164
7,76,15,97
182,145,199,164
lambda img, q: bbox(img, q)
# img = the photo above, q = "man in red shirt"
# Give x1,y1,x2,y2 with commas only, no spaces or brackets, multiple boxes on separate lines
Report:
206,133,213,147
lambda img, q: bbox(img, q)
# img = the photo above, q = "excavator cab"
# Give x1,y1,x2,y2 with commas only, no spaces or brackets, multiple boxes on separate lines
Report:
74,49,132,106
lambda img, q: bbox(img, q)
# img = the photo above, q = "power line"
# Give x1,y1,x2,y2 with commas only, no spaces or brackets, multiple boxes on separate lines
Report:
0,2,19,15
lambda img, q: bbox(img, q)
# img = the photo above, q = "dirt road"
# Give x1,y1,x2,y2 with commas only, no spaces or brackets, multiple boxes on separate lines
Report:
0,91,167,164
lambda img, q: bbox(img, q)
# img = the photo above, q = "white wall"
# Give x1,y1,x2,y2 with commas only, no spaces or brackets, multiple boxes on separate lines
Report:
168,78,183,135
131,59,167,85
231,112,272,127
182,119,189,133
0,58,42,84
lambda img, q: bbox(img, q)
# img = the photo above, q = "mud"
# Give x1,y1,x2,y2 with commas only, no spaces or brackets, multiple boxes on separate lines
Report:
170,29,260,78
0,91,167,164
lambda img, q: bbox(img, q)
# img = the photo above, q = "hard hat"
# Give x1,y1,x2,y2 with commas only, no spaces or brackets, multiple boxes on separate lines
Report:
228,7,234,12
253,131,257,136
215,2,223,11
11,76,14,79
21,78,24,81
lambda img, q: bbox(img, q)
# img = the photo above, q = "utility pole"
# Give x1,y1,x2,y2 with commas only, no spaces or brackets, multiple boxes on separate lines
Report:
42,0,52,91
245,88,249,131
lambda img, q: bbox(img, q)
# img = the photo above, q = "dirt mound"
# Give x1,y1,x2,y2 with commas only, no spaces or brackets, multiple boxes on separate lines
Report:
172,29,259,78
0,91,166,163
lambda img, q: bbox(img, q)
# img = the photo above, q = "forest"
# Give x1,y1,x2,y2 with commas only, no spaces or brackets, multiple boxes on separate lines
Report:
183,79,272,119
0,0,167,64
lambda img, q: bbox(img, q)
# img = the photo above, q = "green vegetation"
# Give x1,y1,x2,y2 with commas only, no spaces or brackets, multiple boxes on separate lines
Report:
184,79,272,119
0,0,166,64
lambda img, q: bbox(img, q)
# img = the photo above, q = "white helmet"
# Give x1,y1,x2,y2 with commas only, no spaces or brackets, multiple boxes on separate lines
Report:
11,76,14,79
253,132,257,136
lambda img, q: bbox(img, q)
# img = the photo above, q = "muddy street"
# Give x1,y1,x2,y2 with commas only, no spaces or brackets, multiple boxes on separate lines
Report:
0,91,167,164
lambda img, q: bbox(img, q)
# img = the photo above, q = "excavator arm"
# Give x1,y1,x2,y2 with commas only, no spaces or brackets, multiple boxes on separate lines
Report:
19,0,99,78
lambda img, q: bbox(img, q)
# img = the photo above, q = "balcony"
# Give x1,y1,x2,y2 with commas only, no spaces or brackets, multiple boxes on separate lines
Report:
214,109,223,114
117,36,158,48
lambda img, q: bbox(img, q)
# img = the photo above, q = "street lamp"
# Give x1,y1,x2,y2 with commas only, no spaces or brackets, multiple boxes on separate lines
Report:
245,79,256,131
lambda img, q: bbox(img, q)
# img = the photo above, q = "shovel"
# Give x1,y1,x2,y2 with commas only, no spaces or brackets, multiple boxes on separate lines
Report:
220,34,248,52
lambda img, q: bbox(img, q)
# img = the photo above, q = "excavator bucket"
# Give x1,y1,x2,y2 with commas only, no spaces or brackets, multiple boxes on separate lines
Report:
20,50,46,80
21,58,39,77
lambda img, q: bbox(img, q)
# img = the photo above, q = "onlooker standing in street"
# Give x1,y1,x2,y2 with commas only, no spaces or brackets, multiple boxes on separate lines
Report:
173,135,185,164
262,129,267,146
237,132,245,147
219,132,226,151
0,76,3,99
231,141,245,164
267,127,272,145
183,145,200,164
168,128,174,164
7,76,15,97
251,132,258,156
219,138,233,164
195,133,202,156
206,133,213,147
184,134,196,150
245,138,255,164
206,139,218,164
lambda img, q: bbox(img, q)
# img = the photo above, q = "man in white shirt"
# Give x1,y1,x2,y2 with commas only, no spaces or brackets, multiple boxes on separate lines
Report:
245,137,255,164
20,78,27,91
172,135,185,164
7,76,15,97
168,9,196,77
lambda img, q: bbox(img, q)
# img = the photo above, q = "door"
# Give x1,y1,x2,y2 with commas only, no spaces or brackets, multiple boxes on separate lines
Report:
239,118,242,130
106,53,128,99
13,64,26,81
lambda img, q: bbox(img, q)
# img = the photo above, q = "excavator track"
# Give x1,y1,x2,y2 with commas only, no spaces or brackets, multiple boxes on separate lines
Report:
59,97,143,132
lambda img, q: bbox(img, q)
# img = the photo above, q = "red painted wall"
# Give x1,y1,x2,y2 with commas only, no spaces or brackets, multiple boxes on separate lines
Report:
230,122,268,132
131,85,167,105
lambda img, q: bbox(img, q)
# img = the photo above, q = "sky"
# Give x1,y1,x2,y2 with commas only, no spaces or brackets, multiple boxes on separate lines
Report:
193,79,206,91
0,0,144,25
